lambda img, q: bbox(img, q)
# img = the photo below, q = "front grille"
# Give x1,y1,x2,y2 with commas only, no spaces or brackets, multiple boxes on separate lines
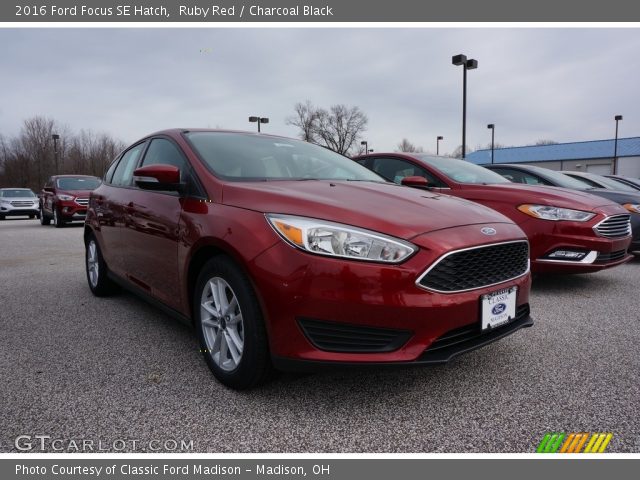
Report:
10,201,35,207
298,318,412,353
594,214,631,238
423,303,530,354
75,198,89,206
418,241,529,293
596,250,628,263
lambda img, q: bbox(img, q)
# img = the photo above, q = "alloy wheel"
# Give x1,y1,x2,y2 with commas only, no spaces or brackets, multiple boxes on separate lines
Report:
87,240,99,288
200,277,244,371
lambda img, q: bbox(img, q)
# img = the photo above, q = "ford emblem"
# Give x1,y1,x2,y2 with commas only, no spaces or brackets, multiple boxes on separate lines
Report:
492,303,506,315
481,227,497,236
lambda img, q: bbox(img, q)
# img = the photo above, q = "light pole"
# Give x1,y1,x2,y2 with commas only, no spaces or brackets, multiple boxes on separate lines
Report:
52,134,60,173
436,136,443,155
487,124,495,164
361,140,368,155
248,116,269,133
452,54,478,159
613,115,623,174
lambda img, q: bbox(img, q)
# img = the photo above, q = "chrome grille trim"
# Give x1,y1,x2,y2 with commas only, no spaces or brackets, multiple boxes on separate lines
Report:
10,201,35,207
593,214,631,238
75,198,89,206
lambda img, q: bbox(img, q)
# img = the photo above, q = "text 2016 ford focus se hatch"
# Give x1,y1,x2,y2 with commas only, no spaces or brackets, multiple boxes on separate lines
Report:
85,130,533,389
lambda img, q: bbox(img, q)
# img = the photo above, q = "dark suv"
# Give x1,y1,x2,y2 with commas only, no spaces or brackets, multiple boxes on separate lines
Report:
40,175,102,227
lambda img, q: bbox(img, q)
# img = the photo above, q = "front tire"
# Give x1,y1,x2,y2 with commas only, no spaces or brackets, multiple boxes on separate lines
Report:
194,256,273,390
53,207,65,228
86,234,118,296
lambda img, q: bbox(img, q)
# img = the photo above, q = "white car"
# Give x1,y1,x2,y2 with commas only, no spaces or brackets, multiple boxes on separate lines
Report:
0,188,40,220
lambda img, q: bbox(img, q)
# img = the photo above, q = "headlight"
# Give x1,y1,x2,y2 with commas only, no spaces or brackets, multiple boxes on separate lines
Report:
267,214,416,263
57,194,75,201
517,204,595,222
623,203,640,214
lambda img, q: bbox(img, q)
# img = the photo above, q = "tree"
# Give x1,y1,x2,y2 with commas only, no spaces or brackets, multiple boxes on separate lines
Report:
396,138,424,153
286,101,319,142
449,144,474,159
0,116,125,190
534,139,559,146
287,101,368,155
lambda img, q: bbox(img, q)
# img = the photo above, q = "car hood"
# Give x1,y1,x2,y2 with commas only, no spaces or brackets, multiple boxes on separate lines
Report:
578,188,640,205
462,184,620,210
58,190,95,197
222,180,517,239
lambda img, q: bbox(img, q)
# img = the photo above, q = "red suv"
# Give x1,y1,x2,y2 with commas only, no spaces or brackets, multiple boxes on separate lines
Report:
85,130,532,389
355,153,632,274
40,175,102,227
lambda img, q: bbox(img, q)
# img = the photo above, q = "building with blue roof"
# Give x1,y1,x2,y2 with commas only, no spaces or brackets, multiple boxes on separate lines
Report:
466,137,640,177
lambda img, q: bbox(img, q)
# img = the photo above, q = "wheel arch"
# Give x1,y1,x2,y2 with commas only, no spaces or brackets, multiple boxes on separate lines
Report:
185,239,267,327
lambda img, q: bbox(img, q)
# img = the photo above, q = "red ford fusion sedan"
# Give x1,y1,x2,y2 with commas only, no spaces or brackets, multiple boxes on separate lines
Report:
355,153,632,274
85,130,532,389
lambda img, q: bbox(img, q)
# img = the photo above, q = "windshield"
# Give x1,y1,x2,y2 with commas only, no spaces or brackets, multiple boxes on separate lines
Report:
0,189,36,198
185,132,385,182
415,155,511,184
526,167,596,189
56,177,102,190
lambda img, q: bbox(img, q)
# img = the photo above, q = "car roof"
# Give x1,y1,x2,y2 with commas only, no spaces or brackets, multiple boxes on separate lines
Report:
143,128,294,142
52,174,100,179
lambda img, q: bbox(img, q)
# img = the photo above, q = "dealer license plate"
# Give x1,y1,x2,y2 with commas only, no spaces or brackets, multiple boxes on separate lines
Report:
481,287,517,331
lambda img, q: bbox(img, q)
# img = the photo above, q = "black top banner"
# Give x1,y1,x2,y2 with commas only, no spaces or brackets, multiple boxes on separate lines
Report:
4,0,640,22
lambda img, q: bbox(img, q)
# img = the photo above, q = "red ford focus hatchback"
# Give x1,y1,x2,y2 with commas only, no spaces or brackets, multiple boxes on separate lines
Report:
355,153,632,274
85,130,532,389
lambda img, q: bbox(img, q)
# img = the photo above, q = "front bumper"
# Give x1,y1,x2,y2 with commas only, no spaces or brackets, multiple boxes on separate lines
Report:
57,201,87,221
249,223,532,366
0,204,39,216
273,308,533,371
522,215,633,274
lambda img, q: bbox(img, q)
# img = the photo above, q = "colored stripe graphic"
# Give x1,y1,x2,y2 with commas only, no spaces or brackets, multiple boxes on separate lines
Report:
537,433,612,453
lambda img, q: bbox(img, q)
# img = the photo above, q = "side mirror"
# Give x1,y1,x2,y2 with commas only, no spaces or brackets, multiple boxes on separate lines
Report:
43,186,54,193
133,164,183,192
401,176,430,188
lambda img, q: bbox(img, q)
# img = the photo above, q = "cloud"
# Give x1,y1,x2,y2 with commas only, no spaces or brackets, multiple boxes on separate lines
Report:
1,28,638,153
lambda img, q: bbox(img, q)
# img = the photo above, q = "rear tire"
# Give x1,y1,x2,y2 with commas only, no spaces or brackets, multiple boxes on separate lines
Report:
194,256,273,390
40,207,51,226
85,234,118,296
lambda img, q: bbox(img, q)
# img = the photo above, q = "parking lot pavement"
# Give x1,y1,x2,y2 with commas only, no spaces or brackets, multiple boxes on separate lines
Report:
1,218,639,453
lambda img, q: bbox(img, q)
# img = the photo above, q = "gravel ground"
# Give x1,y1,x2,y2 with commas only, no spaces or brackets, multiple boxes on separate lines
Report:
1,218,639,453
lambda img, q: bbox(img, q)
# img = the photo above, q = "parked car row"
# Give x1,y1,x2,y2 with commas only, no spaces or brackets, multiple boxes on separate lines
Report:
354,153,635,272
482,164,640,253
3,129,638,390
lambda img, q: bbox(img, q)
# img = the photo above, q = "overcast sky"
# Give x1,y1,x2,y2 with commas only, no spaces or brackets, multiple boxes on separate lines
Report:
1,28,639,154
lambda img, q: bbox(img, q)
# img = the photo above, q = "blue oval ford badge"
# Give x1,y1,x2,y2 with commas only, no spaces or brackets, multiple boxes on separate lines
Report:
492,303,507,315
481,227,497,236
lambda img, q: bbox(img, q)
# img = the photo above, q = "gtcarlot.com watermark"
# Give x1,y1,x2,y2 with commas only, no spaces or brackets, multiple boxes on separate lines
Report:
13,435,194,452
